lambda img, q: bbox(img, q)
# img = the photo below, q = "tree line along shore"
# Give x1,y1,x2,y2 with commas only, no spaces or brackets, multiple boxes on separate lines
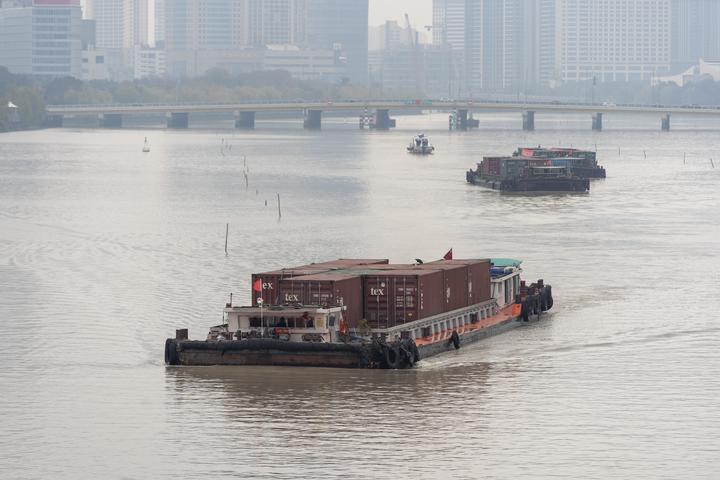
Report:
2,66,720,132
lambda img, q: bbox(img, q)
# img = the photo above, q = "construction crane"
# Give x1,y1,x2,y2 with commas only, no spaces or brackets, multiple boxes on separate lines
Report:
404,13,423,94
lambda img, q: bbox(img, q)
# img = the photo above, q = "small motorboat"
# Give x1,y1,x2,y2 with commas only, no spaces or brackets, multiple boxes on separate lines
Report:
407,134,435,155
142,137,150,153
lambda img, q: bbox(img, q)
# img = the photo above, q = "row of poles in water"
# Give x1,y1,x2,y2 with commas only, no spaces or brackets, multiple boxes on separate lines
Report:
554,141,715,167
221,138,282,256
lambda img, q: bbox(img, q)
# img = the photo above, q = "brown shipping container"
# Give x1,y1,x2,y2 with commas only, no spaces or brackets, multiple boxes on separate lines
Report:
251,259,388,306
428,259,491,304
363,270,444,329
295,259,389,269
414,263,469,312
251,267,332,306
278,274,363,327
347,264,415,271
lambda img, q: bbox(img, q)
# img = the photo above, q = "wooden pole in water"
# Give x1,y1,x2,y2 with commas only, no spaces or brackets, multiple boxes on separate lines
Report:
711,158,715,168
277,193,282,218
643,150,647,159
684,152,686,164
224,223,229,255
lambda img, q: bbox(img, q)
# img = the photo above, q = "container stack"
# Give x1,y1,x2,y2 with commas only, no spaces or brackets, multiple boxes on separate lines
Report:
251,259,389,306
250,258,492,329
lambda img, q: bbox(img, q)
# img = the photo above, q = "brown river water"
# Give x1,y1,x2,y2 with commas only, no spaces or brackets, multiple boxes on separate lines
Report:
0,113,718,479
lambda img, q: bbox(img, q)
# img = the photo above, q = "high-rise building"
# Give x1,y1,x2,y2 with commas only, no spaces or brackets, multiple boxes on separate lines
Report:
89,0,124,49
432,0,554,95
368,20,425,52
86,0,149,49
248,0,304,46
154,0,165,46
164,0,249,77
501,0,556,90
557,0,671,82
305,0,368,83
671,0,720,71
0,0,82,77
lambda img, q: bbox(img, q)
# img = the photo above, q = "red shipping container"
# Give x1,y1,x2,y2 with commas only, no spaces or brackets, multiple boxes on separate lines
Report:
251,259,388,306
278,273,363,327
296,259,389,269
363,270,444,329
251,267,331,306
427,259,491,304
414,263,469,312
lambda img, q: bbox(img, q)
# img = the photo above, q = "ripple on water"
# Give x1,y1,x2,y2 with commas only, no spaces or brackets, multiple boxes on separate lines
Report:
0,125,719,479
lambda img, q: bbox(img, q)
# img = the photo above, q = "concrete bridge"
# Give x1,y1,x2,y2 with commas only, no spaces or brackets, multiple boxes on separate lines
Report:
44,99,720,131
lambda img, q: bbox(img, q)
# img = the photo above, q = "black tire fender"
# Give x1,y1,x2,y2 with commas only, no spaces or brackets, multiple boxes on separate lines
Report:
401,345,415,368
545,286,553,310
383,344,400,369
451,330,460,350
164,338,179,365
521,301,530,322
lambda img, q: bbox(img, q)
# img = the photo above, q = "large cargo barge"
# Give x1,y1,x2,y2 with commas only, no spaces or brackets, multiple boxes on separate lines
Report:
466,155,590,193
165,256,553,369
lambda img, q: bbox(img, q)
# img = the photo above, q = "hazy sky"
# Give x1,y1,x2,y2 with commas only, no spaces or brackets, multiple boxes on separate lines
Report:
369,0,433,28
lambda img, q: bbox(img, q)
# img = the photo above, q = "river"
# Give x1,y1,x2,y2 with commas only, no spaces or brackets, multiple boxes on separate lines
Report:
0,112,718,479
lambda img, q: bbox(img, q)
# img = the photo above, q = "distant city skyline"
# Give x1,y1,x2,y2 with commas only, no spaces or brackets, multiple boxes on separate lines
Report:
369,0,432,27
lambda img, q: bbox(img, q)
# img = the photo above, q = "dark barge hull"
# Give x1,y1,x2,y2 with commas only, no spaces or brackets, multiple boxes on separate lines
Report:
165,338,368,368
572,166,606,178
466,172,590,192
165,313,537,369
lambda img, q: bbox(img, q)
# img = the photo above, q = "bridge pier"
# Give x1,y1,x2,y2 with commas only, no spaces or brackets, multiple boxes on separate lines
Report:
374,109,396,130
455,109,479,131
592,113,603,131
456,109,468,130
44,114,64,128
661,114,671,131
99,113,122,128
303,109,322,129
235,111,255,129
522,111,535,131
167,112,189,129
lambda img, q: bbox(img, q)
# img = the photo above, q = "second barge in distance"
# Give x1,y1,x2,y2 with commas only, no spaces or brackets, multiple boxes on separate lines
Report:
514,146,606,179
165,256,553,369
466,154,590,193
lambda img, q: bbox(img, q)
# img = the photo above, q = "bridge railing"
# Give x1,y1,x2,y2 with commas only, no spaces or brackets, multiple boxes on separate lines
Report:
45,99,720,112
